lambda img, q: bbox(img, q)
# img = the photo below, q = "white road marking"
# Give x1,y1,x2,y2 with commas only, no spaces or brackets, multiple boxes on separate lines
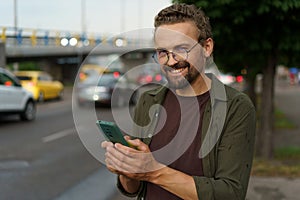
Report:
42,127,76,143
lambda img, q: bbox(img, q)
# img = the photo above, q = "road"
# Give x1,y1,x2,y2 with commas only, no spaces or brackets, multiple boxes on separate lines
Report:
0,88,123,200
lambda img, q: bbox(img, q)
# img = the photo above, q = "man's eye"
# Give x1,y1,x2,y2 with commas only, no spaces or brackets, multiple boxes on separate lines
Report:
157,50,168,57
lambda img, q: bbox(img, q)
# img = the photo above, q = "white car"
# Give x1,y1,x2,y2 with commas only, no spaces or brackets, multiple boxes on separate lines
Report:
0,68,36,121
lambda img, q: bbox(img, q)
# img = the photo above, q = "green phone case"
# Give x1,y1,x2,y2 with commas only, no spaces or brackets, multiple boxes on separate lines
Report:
96,120,129,146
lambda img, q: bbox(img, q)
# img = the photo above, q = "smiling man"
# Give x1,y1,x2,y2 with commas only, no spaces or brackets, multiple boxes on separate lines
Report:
102,3,256,200
153,21,212,96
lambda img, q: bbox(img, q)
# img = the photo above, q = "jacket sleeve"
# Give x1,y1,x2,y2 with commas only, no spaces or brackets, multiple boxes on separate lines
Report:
194,93,256,200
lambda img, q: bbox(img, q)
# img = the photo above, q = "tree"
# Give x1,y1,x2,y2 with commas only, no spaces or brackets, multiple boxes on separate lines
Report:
174,0,300,159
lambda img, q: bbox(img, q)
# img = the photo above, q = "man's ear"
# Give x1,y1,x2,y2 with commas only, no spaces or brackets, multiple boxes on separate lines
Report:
203,38,214,57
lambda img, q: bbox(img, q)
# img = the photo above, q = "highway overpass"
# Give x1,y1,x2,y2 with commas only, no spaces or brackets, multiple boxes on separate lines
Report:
0,27,157,84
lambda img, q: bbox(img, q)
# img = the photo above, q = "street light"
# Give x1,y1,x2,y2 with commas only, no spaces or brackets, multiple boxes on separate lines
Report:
69,38,78,46
60,38,69,46
114,38,127,47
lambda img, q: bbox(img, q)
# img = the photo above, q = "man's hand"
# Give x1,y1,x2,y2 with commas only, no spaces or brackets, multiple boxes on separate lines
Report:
101,137,198,199
101,136,165,182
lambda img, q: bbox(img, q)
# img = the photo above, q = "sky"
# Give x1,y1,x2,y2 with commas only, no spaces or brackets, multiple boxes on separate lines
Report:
0,0,171,35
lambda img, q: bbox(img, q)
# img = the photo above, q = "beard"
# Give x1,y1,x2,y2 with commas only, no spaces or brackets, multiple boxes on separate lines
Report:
162,61,201,89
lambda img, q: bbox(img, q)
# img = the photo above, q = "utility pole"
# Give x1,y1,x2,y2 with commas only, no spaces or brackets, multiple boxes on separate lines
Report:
120,0,125,33
138,0,143,41
13,0,19,70
14,0,18,45
0,43,6,68
81,0,86,34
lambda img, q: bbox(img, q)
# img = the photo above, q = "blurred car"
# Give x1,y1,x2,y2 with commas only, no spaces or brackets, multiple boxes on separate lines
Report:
14,71,64,102
217,73,236,85
136,65,167,85
136,73,167,85
76,72,138,107
0,68,36,121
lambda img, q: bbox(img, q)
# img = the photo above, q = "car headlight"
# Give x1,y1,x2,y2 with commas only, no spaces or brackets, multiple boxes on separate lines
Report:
93,94,99,101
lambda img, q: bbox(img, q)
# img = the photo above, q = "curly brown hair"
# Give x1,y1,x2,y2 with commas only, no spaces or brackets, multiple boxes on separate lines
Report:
154,3,213,43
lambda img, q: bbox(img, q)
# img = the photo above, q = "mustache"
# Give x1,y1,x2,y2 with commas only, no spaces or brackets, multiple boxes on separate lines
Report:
163,61,190,71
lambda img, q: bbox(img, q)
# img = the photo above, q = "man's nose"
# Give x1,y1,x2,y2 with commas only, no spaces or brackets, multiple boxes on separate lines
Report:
166,52,178,66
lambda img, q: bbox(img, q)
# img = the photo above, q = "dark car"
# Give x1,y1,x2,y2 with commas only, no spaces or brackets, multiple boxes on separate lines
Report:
76,72,138,107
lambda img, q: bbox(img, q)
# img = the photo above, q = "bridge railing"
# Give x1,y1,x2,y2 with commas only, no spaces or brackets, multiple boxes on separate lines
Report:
0,26,153,48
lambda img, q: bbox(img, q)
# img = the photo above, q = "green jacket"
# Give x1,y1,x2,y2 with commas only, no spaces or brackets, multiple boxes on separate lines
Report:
117,74,256,200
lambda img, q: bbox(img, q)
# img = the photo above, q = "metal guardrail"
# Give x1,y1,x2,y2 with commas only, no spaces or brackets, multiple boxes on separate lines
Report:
0,26,153,48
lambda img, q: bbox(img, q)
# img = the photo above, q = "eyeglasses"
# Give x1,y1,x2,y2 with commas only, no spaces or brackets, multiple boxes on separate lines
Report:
152,42,199,65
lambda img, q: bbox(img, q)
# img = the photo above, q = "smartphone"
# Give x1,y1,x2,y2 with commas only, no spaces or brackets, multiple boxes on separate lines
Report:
96,120,130,147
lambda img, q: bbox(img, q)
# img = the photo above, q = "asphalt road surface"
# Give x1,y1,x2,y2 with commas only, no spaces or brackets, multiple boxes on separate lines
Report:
0,88,130,200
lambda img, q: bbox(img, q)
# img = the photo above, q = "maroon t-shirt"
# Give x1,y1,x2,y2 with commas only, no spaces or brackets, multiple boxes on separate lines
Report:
146,90,210,200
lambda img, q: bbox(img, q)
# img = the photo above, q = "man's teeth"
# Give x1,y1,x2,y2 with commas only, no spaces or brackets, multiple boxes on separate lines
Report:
170,68,185,73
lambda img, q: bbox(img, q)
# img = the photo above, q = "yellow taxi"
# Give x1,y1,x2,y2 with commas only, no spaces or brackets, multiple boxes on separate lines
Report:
14,71,64,102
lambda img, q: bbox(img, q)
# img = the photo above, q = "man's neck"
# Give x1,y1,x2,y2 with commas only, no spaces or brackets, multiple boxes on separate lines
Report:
175,74,211,97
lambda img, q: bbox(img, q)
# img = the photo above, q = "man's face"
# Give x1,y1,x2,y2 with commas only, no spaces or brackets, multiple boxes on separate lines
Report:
154,22,206,89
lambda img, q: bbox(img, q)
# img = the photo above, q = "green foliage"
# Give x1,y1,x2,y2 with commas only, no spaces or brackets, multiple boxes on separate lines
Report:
252,146,300,177
7,62,40,71
275,146,300,159
252,158,300,177
173,0,300,74
18,62,40,71
274,108,296,129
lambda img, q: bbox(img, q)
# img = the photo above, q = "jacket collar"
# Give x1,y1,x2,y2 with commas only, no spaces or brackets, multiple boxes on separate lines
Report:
206,73,228,102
